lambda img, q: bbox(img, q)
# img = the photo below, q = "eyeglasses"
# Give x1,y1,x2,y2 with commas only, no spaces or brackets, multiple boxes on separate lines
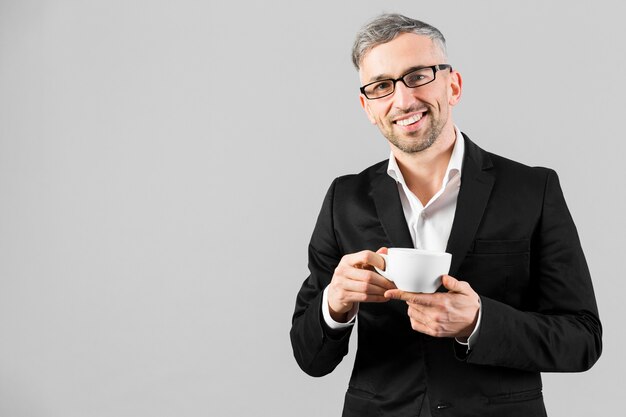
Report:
360,64,453,100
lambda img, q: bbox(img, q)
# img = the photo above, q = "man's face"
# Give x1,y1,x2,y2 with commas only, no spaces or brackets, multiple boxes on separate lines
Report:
359,33,462,154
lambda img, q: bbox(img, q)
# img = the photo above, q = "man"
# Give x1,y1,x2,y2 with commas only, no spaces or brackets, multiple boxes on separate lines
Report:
290,13,601,417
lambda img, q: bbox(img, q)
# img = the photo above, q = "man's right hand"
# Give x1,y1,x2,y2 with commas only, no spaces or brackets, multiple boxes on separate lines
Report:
327,248,396,322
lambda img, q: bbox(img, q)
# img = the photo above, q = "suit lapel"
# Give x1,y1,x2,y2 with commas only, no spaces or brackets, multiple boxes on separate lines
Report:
370,168,414,249
369,134,495,272
446,134,495,276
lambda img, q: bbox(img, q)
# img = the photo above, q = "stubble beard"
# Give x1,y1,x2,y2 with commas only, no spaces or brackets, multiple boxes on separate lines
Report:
383,113,445,154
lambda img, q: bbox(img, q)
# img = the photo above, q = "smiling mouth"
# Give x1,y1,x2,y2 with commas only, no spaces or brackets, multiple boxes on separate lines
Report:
394,111,426,126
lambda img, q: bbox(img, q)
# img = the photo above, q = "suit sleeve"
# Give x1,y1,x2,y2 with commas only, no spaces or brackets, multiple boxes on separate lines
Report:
289,179,353,377
465,169,602,372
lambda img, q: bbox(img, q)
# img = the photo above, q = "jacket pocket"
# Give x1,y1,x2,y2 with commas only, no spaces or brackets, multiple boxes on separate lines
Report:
459,249,530,306
343,387,381,417
488,388,543,404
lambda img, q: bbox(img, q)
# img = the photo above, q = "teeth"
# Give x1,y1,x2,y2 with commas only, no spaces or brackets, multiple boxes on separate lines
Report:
396,113,423,126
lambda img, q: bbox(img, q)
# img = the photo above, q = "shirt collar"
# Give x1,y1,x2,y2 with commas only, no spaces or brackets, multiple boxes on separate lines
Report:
387,126,465,188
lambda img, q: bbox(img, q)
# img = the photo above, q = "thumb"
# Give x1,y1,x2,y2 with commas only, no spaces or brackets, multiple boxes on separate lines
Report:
374,247,388,272
442,275,464,293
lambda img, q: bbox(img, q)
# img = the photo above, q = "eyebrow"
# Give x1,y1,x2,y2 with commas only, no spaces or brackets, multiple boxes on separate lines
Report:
367,65,428,83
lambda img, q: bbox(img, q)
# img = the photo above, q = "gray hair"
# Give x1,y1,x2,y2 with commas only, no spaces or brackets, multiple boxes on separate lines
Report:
352,13,447,70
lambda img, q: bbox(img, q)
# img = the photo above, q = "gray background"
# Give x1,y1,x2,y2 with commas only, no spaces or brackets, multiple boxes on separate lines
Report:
0,0,623,415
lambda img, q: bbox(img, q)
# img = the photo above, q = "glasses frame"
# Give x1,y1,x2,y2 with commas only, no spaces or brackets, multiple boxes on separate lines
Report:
359,64,453,100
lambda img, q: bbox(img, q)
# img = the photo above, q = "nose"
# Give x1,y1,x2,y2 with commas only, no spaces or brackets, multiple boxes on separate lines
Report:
392,81,417,110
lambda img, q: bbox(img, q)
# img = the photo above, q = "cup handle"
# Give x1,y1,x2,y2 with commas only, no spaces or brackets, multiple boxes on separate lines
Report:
374,253,392,281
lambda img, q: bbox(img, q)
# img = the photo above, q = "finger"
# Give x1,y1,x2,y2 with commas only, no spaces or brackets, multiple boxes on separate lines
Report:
407,304,430,325
339,276,388,296
407,305,453,337
442,275,460,292
337,290,391,304
408,319,437,337
442,275,473,295
329,277,392,308
347,267,397,291
341,250,386,272
333,266,395,294
384,289,436,306
358,292,392,303
341,264,396,291
375,247,388,271
406,307,438,336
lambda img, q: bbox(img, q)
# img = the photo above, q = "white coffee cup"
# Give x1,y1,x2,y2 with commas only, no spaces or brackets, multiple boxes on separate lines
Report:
375,248,452,293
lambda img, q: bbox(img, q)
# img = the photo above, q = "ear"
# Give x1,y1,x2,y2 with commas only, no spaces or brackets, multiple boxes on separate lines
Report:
448,70,462,107
359,94,378,125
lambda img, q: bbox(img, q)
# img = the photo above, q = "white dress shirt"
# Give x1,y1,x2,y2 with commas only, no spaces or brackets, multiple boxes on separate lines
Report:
322,127,481,348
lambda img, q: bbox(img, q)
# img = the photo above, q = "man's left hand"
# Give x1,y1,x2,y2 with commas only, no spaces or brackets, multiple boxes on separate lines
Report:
385,275,480,339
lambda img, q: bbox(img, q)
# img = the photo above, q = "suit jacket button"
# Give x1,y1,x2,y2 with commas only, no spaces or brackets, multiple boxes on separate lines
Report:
436,403,451,409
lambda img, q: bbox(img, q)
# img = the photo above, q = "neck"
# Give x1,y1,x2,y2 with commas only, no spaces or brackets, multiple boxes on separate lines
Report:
392,124,457,205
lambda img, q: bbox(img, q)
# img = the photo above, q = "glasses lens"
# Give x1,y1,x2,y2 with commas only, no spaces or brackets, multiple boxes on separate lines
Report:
362,66,443,99
363,80,394,99
403,68,435,88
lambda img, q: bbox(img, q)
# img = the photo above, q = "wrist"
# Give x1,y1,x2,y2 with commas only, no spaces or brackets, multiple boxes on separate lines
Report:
328,302,352,323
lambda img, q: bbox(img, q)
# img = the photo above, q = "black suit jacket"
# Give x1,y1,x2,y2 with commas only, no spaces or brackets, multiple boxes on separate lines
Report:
290,134,602,417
